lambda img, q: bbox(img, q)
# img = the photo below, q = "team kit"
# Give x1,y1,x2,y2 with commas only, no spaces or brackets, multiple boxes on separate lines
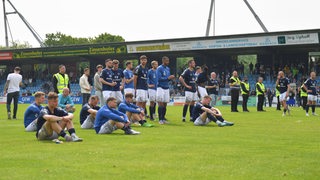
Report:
18,55,317,143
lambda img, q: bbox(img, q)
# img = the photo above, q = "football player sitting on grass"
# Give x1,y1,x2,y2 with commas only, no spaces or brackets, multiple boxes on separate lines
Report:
36,92,83,142
94,97,140,135
24,91,45,132
193,95,234,127
80,95,100,129
118,93,154,127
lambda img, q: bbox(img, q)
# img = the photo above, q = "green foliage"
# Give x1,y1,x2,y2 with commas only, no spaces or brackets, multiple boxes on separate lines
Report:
0,105,319,179
0,40,32,49
44,32,125,47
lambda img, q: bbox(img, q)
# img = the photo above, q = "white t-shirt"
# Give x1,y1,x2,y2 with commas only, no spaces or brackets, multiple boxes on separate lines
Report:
7,73,22,93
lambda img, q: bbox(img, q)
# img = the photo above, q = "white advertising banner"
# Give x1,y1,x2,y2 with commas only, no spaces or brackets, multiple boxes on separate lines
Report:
127,33,319,53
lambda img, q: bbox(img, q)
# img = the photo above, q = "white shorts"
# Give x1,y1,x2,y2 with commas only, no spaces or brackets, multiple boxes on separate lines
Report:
25,119,37,132
103,90,113,104
81,115,95,129
98,121,116,134
111,91,123,103
148,89,157,102
37,125,59,140
194,116,211,126
185,91,199,102
156,87,170,103
307,94,317,101
198,86,208,99
279,92,287,102
136,89,148,102
124,88,135,96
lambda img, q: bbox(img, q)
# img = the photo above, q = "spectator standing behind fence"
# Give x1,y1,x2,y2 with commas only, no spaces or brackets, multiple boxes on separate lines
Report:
4,66,22,119
79,68,92,106
94,64,104,106
52,64,70,94
206,72,219,107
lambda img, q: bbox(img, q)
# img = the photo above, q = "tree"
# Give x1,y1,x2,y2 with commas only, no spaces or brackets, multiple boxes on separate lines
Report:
44,32,125,47
0,40,32,49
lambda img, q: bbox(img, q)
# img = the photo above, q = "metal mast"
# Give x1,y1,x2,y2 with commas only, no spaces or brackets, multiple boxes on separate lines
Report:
3,0,46,47
205,0,268,36
242,0,268,32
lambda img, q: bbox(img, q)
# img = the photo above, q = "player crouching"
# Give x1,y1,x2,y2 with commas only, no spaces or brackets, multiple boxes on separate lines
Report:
193,95,234,127
94,97,140,135
36,92,83,142
118,93,154,127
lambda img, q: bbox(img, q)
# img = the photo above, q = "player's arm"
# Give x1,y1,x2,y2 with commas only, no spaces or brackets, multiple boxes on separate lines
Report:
211,107,222,117
200,106,216,116
179,75,191,89
87,108,98,116
3,80,9,95
286,84,290,96
109,110,128,123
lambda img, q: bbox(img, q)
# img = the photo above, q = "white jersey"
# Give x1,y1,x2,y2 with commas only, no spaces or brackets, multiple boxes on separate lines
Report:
7,73,22,93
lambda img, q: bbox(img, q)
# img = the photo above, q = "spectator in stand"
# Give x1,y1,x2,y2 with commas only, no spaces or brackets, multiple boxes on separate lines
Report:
249,62,253,74
58,87,75,113
79,68,92,106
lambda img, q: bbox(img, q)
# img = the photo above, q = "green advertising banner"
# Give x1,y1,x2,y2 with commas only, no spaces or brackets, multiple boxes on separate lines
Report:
12,45,127,59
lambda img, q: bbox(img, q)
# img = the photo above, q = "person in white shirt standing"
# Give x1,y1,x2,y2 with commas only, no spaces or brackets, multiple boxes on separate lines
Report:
4,66,23,119
94,64,104,106
79,68,92,106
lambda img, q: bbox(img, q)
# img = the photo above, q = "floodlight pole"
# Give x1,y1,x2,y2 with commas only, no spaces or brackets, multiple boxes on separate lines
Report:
205,0,215,36
2,0,9,47
3,0,46,47
243,0,268,32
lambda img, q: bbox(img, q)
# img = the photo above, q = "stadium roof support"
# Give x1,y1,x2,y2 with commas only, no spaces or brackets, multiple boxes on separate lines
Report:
206,0,268,36
2,0,46,47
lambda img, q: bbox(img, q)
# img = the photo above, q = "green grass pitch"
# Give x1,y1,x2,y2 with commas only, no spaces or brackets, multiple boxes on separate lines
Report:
0,104,319,179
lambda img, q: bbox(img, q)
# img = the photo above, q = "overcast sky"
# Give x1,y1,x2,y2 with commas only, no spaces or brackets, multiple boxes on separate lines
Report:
0,0,319,47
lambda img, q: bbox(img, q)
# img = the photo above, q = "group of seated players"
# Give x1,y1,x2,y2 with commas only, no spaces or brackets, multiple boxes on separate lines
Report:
24,88,233,143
